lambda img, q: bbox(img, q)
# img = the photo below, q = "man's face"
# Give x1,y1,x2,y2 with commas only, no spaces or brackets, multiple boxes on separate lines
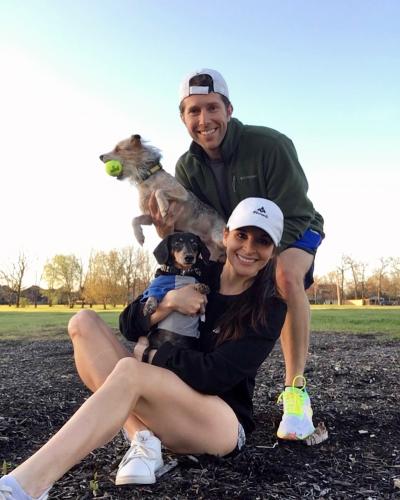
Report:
180,93,233,160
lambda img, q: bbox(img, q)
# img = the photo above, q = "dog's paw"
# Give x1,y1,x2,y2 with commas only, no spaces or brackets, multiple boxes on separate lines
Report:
194,284,210,295
133,226,145,246
143,297,158,316
134,232,145,246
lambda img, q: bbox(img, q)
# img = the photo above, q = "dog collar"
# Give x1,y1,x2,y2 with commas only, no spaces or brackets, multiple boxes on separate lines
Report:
138,163,163,183
159,265,202,277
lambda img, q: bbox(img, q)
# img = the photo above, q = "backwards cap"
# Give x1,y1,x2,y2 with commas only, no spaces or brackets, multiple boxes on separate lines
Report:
179,68,229,103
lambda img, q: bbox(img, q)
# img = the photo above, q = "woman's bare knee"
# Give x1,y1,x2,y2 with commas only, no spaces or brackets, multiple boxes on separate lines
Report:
108,357,140,389
68,309,100,341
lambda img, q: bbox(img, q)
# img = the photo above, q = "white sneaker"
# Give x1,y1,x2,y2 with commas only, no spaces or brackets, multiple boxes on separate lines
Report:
0,475,50,500
115,430,164,485
277,378,315,440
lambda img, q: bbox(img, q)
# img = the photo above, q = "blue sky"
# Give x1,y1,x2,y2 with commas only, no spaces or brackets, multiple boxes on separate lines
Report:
1,0,399,285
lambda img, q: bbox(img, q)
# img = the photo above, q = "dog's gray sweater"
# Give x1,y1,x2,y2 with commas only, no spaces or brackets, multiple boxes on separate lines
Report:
144,275,201,338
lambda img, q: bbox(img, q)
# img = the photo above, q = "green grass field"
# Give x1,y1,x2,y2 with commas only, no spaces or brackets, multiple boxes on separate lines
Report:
0,304,399,340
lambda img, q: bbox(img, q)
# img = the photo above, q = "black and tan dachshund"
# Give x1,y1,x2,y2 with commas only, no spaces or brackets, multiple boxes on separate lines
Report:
141,232,211,351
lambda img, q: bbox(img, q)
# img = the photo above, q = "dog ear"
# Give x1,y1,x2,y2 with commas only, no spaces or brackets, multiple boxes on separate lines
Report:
130,134,141,148
153,235,171,264
196,236,210,264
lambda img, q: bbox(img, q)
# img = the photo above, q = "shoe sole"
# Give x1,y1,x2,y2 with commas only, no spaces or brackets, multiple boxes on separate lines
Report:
115,460,164,486
277,429,315,440
115,474,156,485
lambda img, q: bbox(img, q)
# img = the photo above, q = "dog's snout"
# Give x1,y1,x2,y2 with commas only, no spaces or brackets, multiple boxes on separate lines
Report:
184,255,195,263
99,154,105,162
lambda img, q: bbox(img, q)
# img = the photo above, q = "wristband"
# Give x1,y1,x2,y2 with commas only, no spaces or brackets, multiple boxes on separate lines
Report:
142,346,152,363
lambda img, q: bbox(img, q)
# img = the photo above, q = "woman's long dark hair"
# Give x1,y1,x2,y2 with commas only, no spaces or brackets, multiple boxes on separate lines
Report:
215,257,278,345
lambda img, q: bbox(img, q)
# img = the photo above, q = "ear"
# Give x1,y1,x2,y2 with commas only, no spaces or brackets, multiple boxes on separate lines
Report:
153,235,171,264
196,236,210,264
222,227,229,247
227,104,233,121
130,134,141,148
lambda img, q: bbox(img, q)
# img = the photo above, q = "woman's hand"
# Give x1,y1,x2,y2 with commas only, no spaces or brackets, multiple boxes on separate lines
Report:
148,192,184,239
132,336,149,361
163,284,208,316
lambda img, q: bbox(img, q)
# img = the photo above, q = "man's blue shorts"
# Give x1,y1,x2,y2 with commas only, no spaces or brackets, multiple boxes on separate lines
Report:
289,229,323,255
288,229,323,290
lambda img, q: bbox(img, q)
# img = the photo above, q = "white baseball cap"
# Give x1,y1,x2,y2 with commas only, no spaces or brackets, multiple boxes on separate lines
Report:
227,198,284,246
179,68,229,103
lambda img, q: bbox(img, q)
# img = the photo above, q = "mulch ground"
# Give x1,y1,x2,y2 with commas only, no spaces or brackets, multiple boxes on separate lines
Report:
0,331,399,499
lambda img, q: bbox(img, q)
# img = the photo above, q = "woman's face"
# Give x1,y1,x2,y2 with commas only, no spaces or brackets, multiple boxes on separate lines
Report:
223,226,275,278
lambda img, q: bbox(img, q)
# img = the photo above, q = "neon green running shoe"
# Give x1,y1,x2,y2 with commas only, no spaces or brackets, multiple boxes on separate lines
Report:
277,376,315,440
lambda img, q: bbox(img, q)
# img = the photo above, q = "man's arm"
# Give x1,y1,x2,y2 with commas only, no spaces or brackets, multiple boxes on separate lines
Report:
264,135,318,247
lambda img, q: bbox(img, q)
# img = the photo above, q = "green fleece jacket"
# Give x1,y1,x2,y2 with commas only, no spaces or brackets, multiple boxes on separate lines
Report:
175,118,324,250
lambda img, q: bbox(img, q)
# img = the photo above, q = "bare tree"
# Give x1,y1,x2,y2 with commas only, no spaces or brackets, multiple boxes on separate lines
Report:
375,257,392,303
119,246,136,305
389,258,400,303
343,256,369,300
343,255,359,299
0,253,28,307
334,256,348,305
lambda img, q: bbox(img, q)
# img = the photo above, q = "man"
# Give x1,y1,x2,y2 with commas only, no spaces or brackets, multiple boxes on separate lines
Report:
152,68,324,440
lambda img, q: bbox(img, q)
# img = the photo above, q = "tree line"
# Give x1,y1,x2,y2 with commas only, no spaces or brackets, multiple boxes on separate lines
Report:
0,247,155,309
1,251,399,308
309,255,400,305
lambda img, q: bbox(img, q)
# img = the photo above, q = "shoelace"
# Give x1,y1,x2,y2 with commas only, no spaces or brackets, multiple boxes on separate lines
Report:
0,485,12,500
277,375,307,416
277,390,304,415
118,441,156,470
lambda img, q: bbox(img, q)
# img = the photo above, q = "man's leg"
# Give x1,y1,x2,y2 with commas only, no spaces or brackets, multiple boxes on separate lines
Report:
275,248,315,439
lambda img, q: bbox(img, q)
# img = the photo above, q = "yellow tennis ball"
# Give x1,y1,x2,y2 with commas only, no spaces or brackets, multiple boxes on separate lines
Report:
105,160,123,176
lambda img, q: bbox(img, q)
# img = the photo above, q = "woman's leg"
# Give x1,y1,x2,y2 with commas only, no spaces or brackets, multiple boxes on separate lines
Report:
68,309,131,391
68,310,146,437
10,359,239,498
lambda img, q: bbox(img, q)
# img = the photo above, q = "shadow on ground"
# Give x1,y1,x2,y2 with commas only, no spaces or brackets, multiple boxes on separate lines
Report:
0,332,399,499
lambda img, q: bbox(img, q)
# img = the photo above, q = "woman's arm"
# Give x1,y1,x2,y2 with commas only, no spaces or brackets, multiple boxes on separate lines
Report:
119,285,208,340
152,297,287,394
148,285,208,326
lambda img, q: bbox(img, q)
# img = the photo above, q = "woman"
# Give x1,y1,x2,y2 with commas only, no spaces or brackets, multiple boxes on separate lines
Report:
0,198,286,500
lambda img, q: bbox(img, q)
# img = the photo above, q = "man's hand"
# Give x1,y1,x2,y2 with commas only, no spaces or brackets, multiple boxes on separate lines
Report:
148,192,184,239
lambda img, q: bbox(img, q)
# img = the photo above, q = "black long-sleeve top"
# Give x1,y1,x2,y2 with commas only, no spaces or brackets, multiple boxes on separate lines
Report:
119,284,287,434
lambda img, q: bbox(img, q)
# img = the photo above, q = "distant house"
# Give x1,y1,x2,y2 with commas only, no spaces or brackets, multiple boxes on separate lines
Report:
0,285,15,305
21,286,48,305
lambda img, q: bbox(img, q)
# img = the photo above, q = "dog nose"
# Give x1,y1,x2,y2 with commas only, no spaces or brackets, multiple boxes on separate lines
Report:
184,255,194,263
99,154,105,162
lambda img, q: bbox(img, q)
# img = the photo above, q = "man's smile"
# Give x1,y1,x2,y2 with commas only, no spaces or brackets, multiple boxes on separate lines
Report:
198,128,218,136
